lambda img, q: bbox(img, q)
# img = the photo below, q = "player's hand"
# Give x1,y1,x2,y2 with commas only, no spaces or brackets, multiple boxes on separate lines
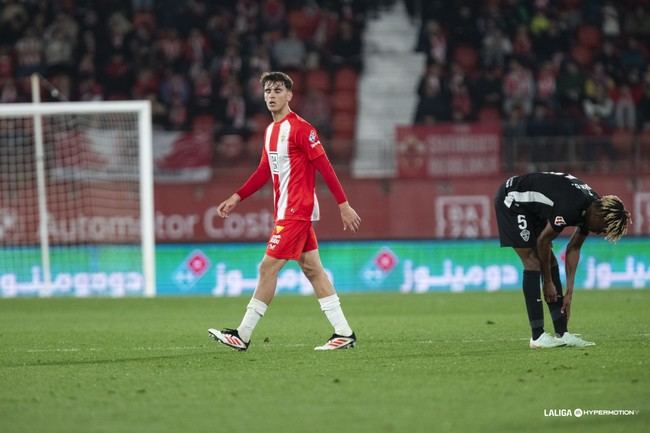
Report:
561,293,572,322
542,281,558,303
216,194,241,218
339,202,361,232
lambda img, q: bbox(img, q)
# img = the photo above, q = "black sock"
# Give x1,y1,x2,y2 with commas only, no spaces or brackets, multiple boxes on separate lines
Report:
523,270,544,340
547,265,567,336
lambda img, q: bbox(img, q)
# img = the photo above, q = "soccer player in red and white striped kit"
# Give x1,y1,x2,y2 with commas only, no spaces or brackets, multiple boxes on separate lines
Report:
208,71,361,351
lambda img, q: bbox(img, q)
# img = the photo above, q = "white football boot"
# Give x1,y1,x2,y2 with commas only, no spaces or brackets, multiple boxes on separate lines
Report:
556,332,595,347
314,332,357,351
529,332,566,349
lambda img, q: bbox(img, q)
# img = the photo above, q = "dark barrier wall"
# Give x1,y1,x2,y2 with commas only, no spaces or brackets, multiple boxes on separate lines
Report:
154,172,650,242
1,173,648,244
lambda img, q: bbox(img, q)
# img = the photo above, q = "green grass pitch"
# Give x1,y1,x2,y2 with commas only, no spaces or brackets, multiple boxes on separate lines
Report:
1,290,648,433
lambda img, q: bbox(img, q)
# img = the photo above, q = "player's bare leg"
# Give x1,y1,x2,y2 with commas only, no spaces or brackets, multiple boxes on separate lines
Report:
252,254,287,304
299,249,356,350
298,249,335,298
208,254,286,350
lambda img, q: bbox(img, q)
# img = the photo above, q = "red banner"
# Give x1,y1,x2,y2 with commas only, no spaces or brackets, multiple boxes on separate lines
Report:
396,123,501,178
0,173,646,244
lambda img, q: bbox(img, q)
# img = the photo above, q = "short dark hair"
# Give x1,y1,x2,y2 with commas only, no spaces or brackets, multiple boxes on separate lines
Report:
597,195,631,242
260,71,293,90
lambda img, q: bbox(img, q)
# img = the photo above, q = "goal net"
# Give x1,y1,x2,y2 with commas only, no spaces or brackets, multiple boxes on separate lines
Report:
0,95,154,297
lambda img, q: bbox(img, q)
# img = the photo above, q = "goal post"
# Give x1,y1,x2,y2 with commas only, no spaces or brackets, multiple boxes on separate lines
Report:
0,98,155,297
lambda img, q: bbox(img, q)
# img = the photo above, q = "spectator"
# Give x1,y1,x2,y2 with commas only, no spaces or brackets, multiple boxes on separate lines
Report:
14,28,43,77
556,61,584,111
414,72,448,124
614,85,636,131
451,84,473,122
0,79,18,103
503,59,535,116
43,26,75,76
417,20,447,65
482,23,512,69
535,61,557,107
271,29,307,70
620,37,647,72
512,25,534,64
330,20,363,71
102,53,133,99
602,2,621,38
583,82,614,123
160,73,190,106
474,66,503,110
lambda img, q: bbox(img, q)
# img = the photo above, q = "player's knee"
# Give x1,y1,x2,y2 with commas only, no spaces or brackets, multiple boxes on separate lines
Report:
300,262,322,281
259,260,282,280
521,256,541,271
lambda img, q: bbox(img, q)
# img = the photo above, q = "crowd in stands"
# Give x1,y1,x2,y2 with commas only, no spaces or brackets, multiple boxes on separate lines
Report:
0,0,366,165
410,0,650,169
3,0,650,171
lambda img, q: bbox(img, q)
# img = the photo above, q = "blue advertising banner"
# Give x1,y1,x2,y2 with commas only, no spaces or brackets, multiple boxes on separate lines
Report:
1,238,649,297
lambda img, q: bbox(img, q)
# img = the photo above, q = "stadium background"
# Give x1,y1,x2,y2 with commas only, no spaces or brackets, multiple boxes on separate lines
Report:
1,2,649,433
0,0,650,296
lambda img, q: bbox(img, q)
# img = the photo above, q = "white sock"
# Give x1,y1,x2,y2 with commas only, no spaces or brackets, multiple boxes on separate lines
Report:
318,294,353,337
237,298,268,342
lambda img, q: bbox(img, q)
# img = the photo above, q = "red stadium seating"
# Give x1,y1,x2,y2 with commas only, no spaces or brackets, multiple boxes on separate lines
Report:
306,69,331,92
331,91,357,113
334,68,359,92
329,138,354,162
332,112,355,140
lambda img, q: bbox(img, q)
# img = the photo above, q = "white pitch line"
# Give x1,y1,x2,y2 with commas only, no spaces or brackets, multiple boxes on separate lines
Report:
20,346,204,353
7,333,649,354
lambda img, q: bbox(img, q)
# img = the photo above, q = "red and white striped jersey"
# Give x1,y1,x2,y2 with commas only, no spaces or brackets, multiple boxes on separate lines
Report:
262,111,325,222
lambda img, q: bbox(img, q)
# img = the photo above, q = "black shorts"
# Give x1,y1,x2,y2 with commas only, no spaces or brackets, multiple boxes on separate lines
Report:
494,183,547,248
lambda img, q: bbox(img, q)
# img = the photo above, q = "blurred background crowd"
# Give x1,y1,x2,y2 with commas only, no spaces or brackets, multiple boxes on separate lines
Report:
0,0,367,165
1,0,649,169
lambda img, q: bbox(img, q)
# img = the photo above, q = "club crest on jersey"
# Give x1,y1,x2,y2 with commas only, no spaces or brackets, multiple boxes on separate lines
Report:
554,216,567,226
520,229,530,242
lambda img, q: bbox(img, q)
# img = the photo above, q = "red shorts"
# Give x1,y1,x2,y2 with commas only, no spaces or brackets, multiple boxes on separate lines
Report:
266,220,318,260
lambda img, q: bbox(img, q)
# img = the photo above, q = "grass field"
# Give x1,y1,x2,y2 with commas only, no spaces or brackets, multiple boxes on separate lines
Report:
0,290,648,433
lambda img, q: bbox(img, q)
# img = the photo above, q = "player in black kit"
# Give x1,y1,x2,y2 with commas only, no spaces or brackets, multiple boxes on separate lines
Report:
495,172,631,348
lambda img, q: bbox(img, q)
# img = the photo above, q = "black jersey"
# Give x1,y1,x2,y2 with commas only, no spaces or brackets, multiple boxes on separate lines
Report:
502,172,599,232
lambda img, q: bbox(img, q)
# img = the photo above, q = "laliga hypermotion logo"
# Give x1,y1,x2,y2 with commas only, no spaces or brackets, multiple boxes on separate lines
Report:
361,247,398,287
173,250,210,290
0,208,17,241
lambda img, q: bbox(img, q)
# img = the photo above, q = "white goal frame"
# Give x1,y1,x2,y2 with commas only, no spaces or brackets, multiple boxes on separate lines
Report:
0,98,156,297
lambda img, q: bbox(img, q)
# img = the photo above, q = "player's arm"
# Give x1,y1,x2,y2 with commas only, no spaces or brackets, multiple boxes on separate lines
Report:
312,154,361,232
562,227,588,320
216,153,271,218
536,221,561,303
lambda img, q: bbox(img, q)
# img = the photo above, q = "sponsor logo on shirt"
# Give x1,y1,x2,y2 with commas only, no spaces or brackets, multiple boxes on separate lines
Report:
309,130,320,148
554,216,567,226
269,152,279,174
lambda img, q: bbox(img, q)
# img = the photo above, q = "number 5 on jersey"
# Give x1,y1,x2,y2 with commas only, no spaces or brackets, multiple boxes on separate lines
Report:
517,214,527,229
